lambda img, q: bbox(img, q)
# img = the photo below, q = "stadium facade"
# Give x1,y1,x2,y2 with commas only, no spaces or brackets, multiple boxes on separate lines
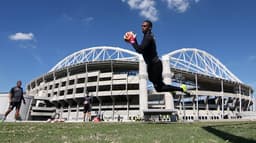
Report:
25,46,255,121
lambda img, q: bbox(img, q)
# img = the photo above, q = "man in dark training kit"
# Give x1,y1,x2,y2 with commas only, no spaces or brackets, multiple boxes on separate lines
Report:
124,20,189,94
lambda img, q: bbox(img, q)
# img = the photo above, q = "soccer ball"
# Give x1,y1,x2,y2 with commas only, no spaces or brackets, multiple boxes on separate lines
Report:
124,31,136,43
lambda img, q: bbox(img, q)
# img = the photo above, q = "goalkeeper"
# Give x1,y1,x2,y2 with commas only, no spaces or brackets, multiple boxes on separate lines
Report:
124,20,188,93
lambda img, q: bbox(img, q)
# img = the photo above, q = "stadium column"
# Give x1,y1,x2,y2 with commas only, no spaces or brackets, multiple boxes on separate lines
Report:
126,74,129,120
246,99,250,111
139,56,148,117
205,96,209,115
248,88,251,111
221,80,224,119
85,63,88,93
76,104,79,121
112,97,115,121
195,74,199,120
239,84,242,112
110,61,115,121
67,68,71,120
68,105,71,120
96,71,100,117
162,55,174,110
60,106,63,119
226,98,230,111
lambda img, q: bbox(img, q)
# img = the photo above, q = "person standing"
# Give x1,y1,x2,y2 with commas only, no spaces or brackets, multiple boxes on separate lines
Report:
2,80,26,122
124,20,188,93
83,91,93,122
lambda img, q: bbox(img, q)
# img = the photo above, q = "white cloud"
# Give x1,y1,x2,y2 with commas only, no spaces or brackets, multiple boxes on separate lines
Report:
82,17,94,23
122,0,158,22
163,0,199,13
61,13,94,24
122,0,200,21
9,32,34,41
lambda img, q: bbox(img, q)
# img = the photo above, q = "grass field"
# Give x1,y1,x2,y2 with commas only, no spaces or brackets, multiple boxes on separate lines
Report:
0,121,256,143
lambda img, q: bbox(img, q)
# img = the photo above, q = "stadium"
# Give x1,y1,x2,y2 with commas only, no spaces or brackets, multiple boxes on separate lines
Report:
25,46,255,122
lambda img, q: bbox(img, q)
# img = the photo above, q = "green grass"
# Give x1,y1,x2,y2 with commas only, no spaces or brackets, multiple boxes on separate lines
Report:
0,121,256,143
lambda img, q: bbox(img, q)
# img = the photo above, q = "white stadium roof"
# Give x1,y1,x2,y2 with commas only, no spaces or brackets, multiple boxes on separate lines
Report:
163,48,241,83
50,46,241,83
50,46,141,72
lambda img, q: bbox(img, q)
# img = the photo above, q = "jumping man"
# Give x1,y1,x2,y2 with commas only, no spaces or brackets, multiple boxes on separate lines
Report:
124,20,188,93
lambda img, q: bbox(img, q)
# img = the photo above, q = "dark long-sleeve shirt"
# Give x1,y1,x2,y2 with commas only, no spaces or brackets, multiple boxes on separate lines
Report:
132,31,159,65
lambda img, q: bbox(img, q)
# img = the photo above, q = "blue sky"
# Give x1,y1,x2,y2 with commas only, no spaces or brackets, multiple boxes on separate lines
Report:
0,0,256,95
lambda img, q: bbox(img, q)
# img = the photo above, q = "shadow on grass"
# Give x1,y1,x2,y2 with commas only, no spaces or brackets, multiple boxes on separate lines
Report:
202,124,256,143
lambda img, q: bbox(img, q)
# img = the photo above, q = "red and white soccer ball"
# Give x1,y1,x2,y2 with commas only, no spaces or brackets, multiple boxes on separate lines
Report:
124,31,136,43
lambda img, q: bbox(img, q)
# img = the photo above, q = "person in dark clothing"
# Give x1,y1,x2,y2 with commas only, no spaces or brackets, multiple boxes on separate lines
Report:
2,80,26,122
83,91,93,122
124,20,188,93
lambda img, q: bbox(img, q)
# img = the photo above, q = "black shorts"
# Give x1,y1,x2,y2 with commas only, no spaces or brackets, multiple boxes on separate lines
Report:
147,60,163,85
8,102,21,110
84,104,91,113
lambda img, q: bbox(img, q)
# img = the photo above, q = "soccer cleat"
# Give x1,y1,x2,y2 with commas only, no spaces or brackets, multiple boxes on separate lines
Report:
180,84,187,92
1,116,6,123
180,84,191,96
15,115,22,121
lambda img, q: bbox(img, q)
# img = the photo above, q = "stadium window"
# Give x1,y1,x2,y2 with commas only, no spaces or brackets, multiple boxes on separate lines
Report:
99,77,111,81
59,90,65,96
55,83,59,88
88,76,98,82
61,81,66,87
49,85,53,90
76,88,84,94
87,86,96,92
99,85,111,91
67,89,73,95
127,84,139,90
112,84,126,90
77,78,85,84
69,80,75,85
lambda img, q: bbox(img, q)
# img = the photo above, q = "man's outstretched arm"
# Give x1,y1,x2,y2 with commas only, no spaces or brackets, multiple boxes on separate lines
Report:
131,35,152,54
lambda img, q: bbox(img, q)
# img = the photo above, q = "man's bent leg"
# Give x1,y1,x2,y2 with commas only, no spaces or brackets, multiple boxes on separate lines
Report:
4,109,12,117
83,112,86,122
15,108,21,120
14,102,22,120
154,82,183,92
86,112,91,121
2,109,12,122
3,103,15,121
